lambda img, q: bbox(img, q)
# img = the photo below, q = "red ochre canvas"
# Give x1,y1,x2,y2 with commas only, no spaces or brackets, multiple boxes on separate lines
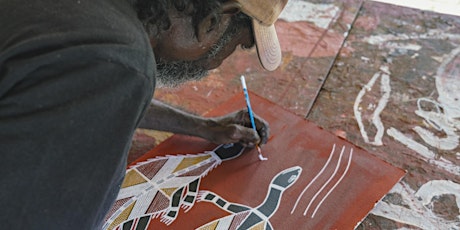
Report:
104,92,405,230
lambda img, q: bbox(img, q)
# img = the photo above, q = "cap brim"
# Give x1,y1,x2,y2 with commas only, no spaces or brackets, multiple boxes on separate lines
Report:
252,19,282,71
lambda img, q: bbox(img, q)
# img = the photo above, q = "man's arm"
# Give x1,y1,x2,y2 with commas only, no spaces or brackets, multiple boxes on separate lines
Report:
138,99,270,147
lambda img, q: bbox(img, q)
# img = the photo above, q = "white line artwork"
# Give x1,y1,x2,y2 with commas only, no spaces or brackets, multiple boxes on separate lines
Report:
415,180,460,213
384,46,460,175
353,48,460,175
370,180,460,229
413,108,459,151
291,145,337,214
355,29,460,227
363,29,460,48
196,166,302,230
354,64,392,146
386,127,460,175
311,147,353,218
356,33,460,175
434,46,460,120
291,144,353,218
102,143,246,230
412,46,460,151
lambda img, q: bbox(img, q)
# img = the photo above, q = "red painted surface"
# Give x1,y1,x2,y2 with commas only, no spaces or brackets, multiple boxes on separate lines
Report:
131,93,404,229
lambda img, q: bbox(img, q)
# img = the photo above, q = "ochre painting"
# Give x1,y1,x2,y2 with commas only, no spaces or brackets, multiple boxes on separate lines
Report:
104,92,405,229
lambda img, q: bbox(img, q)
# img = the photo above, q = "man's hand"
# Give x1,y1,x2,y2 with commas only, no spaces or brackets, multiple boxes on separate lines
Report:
201,109,270,147
138,100,269,147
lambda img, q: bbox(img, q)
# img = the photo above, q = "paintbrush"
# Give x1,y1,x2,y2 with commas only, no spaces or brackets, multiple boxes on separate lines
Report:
240,75,268,161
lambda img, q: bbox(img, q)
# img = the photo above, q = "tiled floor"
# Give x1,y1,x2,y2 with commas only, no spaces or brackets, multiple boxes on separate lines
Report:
130,0,460,228
308,1,460,228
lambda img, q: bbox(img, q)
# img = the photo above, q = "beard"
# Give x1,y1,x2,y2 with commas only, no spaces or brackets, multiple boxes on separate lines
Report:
154,13,252,88
155,58,210,88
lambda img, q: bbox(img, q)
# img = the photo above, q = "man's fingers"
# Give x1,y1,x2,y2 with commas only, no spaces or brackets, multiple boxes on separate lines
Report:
253,115,269,145
235,109,270,145
208,110,269,146
229,125,260,147
257,125,270,145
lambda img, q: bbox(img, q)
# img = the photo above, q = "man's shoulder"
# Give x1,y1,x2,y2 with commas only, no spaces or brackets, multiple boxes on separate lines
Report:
0,0,155,96
0,0,146,48
0,0,154,74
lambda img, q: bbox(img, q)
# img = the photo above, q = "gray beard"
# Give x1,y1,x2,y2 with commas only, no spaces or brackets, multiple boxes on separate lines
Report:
155,59,209,88
154,33,232,88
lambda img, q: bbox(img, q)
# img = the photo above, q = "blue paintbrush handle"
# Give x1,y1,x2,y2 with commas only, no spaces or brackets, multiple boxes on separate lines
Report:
240,76,257,131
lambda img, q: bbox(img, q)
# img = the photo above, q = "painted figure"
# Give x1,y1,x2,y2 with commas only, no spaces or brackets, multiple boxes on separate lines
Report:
196,166,302,230
103,143,245,230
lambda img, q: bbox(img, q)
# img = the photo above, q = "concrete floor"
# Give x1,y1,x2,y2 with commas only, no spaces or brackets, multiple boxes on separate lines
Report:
130,0,460,229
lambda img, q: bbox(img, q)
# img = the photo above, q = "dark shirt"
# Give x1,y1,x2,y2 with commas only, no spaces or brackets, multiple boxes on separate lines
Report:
0,0,155,228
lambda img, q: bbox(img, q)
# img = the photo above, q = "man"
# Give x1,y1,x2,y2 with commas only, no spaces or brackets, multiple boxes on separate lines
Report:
0,0,287,228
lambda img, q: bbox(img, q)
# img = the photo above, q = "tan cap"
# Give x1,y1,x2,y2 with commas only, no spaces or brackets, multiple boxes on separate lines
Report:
236,0,288,71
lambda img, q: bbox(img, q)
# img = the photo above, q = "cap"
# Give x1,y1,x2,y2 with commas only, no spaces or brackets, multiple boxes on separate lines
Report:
235,0,288,71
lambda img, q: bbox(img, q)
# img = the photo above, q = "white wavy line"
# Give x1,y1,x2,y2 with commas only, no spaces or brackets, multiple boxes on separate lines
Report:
354,73,379,144
372,70,391,145
303,146,345,216
353,66,391,146
290,144,337,214
387,127,460,176
311,148,353,218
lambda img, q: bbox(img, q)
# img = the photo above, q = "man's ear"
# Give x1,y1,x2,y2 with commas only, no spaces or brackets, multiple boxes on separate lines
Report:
197,1,241,42
197,13,218,42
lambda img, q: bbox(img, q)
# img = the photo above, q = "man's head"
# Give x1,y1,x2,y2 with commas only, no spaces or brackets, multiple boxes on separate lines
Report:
135,0,288,87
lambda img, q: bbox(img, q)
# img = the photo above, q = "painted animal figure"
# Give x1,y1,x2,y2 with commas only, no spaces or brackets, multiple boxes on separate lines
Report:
103,143,245,230
196,166,302,230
